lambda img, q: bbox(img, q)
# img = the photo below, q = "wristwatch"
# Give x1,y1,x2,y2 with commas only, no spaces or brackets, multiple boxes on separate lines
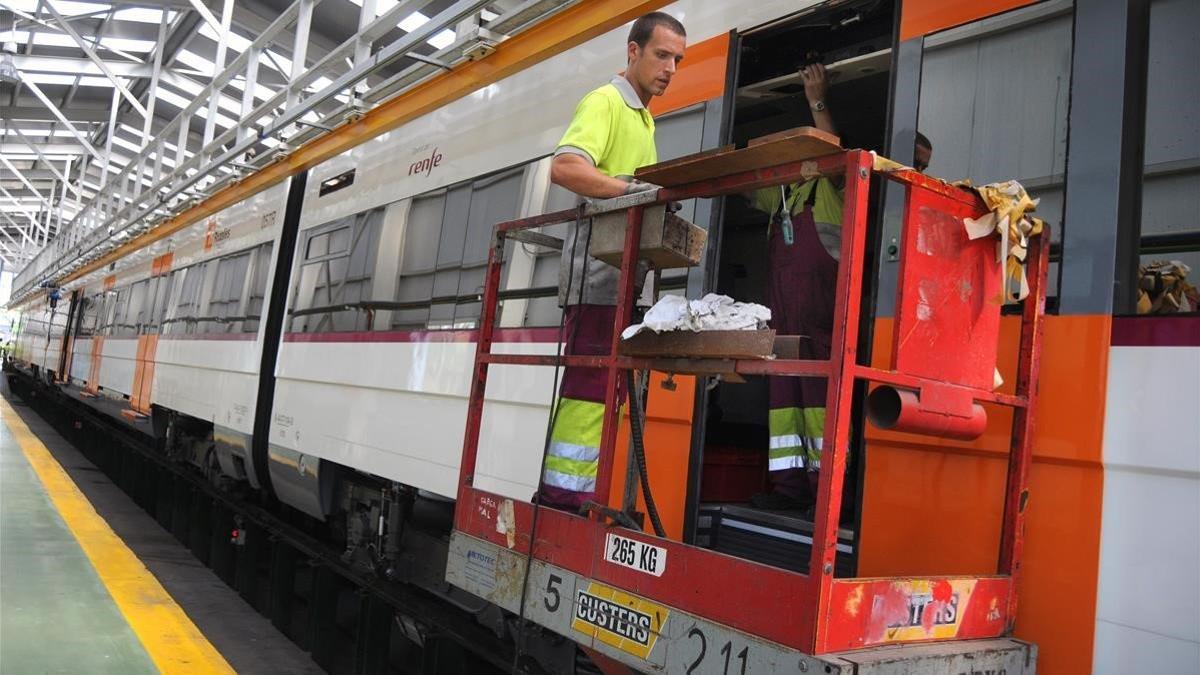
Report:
811,100,826,112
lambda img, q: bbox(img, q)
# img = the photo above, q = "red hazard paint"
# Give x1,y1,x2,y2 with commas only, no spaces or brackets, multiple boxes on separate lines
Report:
867,584,911,642
933,579,953,603
922,600,938,631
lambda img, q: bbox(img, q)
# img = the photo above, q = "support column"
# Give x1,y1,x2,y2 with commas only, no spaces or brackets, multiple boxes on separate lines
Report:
1059,0,1151,315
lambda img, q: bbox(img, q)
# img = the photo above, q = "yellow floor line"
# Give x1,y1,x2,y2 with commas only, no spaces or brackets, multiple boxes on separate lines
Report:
1,396,234,674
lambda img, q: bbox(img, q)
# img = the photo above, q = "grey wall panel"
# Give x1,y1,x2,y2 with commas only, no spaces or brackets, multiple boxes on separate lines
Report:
1143,173,1200,236
654,105,706,163
918,14,1071,192
1140,0,1199,276
1144,0,1200,167
1060,0,1150,315
1143,173,1200,273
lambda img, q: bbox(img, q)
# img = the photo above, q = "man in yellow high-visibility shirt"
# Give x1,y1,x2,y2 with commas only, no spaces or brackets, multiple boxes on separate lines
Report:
538,12,686,511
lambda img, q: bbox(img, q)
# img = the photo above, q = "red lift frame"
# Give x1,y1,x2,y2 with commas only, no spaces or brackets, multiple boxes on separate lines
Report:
451,149,1048,655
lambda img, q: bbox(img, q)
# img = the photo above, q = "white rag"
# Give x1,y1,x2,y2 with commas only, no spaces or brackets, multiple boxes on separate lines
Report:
622,294,772,340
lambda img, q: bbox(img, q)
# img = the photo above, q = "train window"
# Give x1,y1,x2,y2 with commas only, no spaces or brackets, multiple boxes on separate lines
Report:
522,181,576,327
150,272,175,333
161,269,186,335
319,168,356,197
1134,0,1199,314
244,242,275,333
204,251,252,333
392,192,445,329
387,166,527,331
918,2,1072,302
289,208,384,332
454,167,524,326
105,287,129,336
77,293,103,337
127,278,153,334
168,262,209,335
427,184,474,328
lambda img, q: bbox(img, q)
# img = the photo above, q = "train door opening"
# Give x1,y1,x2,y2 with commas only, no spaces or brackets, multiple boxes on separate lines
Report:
692,0,895,574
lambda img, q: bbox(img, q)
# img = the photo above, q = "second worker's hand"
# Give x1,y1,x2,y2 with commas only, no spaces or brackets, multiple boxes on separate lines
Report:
799,62,836,136
800,62,829,106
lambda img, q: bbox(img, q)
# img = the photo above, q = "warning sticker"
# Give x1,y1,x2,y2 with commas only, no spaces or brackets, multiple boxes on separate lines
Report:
463,547,498,594
571,582,669,660
876,579,977,642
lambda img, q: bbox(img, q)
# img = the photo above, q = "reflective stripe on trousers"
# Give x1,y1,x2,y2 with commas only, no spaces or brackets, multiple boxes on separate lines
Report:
766,201,840,476
768,405,825,471
542,397,603,493
537,305,624,509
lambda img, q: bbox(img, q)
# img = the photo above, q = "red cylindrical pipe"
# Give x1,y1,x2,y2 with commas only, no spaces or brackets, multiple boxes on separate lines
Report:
866,386,987,440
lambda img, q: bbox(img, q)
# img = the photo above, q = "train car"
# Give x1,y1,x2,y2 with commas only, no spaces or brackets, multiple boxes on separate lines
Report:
9,290,70,384
47,181,292,482
6,0,1196,672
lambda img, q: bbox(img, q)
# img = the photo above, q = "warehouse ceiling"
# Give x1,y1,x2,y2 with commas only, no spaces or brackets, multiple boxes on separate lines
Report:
0,0,569,276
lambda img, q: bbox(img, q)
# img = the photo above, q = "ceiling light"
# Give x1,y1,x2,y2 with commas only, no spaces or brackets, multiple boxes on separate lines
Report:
428,29,456,50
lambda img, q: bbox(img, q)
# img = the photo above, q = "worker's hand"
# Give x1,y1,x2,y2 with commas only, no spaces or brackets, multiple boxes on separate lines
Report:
623,179,661,195
800,63,829,107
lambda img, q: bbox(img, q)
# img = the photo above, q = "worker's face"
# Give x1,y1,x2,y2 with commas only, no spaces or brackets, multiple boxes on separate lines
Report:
914,143,932,173
627,26,686,97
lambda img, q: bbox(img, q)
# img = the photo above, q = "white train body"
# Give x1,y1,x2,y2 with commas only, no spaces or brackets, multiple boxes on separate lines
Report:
59,181,290,484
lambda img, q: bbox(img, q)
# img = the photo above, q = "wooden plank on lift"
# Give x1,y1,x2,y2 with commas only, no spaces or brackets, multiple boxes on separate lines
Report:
635,126,842,187
619,329,777,360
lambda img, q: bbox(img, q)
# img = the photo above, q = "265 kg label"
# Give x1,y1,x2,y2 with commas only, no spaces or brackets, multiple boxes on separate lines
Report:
604,533,667,577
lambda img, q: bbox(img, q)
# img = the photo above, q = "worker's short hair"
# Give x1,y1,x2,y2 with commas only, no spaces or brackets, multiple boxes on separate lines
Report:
915,131,932,150
628,12,686,48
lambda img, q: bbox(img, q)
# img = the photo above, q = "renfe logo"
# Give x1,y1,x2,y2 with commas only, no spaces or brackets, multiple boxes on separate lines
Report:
409,147,442,177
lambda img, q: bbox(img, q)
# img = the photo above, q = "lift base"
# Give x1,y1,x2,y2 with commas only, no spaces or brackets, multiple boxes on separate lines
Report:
447,533,1035,674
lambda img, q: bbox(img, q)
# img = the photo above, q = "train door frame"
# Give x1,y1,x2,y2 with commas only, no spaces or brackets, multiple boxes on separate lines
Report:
680,1,904,572
57,289,83,381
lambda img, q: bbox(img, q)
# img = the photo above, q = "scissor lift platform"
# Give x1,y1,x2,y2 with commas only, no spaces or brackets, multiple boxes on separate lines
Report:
445,141,1048,673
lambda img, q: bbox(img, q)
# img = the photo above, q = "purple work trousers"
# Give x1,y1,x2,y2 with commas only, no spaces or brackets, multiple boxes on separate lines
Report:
767,205,839,499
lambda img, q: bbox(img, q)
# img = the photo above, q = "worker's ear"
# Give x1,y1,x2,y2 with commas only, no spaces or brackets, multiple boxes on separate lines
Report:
627,39,639,64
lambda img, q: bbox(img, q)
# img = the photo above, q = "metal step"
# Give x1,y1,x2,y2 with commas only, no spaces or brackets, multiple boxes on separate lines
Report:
697,503,857,577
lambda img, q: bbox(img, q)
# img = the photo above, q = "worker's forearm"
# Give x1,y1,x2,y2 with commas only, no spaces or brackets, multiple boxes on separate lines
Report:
812,108,837,137
550,158,628,199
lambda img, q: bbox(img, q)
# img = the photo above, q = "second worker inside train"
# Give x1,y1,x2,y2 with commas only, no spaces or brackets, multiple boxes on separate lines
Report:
745,61,933,512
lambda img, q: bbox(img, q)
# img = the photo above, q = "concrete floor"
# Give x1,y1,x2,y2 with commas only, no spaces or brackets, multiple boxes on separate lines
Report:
0,388,322,674
1,408,158,674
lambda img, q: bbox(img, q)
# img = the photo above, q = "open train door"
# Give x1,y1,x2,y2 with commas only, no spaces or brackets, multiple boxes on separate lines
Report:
57,289,83,383
685,0,897,570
